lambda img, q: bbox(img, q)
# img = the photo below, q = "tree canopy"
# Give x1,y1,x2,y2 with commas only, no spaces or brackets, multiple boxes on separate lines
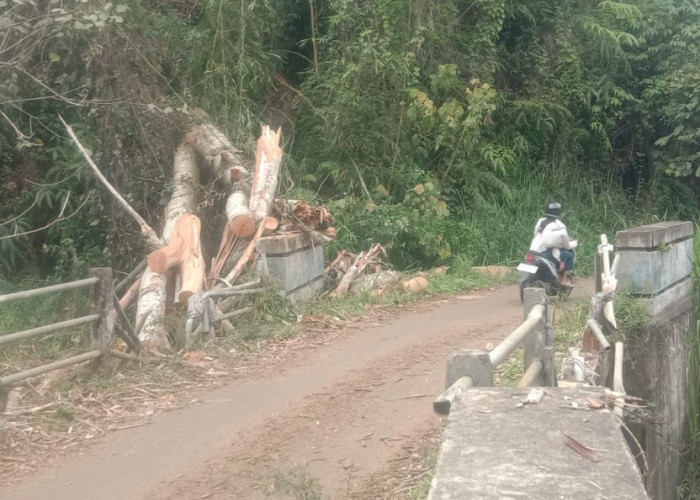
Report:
1,0,698,276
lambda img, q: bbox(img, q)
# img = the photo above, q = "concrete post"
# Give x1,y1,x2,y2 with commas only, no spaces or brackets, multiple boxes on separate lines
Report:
523,287,547,386
445,350,493,388
543,326,557,387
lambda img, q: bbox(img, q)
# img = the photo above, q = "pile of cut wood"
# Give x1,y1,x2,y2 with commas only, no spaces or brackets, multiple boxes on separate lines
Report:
324,245,445,297
63,117,336,352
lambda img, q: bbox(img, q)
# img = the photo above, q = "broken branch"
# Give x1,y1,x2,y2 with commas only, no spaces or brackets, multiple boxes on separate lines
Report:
59,114,163,250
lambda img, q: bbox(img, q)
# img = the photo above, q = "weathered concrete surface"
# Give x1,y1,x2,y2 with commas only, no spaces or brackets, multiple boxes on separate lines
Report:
429,387,648,500
640,275,694,319
616,221,693,249
624,313,692,500
615,221,694,500
256,233,324,302
615,238,693,296
446,349,493,388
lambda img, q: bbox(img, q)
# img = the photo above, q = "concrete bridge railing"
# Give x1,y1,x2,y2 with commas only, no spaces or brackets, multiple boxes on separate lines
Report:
428,222,694,500
615,221,694,500
433,287,555,415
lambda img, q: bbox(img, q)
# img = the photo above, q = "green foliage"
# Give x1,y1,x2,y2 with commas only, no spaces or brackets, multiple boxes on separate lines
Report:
679,230,700,499
1,0,699,280
327,178,453,269
641,2,700,177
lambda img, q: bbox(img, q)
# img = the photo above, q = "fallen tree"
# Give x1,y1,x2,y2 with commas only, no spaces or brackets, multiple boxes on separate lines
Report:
137,143,201,350
65,113,337,353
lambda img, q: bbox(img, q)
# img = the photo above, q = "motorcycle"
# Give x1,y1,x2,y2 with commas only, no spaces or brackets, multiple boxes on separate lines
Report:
517,241,577,303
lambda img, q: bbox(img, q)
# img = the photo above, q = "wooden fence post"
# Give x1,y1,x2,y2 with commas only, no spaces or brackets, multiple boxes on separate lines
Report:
90,268,115,372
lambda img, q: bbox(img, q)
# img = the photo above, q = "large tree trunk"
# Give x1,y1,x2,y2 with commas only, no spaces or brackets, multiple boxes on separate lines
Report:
185,122,250,189
136,143,200,351
249,126,282,218
147,213,206,302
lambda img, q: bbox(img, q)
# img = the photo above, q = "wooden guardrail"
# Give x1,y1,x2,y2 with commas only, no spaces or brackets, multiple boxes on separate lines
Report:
434,287,555,414
0,268,139,387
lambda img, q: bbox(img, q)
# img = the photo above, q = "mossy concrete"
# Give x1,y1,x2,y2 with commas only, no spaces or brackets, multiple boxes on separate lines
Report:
615,221,694,500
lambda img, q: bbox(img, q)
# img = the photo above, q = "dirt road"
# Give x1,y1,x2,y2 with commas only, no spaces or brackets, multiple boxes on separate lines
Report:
4,283,578,500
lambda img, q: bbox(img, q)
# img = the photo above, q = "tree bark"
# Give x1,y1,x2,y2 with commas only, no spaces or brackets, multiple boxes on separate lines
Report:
184,122,250,188
136,143,200,351
226,191,256,237
147,213,206,302
249,126,283,218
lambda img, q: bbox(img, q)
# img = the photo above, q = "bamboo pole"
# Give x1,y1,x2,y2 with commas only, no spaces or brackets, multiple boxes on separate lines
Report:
110,350,141,362
586,319,611,351
0,278,98,305
0,350,102,387
433,376,474,415
489,305,545,366
0,315,99,346
517,360,544,388
114,260,147,296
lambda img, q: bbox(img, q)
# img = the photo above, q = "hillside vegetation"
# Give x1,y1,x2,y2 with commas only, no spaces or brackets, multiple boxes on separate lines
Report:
1,0,698,280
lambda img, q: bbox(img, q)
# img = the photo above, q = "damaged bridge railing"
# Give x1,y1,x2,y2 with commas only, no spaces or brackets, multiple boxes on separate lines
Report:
434,288,556,414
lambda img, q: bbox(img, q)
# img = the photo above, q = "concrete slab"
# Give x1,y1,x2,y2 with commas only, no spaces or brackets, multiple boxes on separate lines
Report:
257,233,318,255
262,245,324,291
616,238,694,295
429,387,648,500
256,233,325,304
616,221,693,249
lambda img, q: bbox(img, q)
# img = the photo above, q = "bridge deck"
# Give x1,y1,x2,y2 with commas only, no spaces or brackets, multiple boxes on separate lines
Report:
429,387,648,499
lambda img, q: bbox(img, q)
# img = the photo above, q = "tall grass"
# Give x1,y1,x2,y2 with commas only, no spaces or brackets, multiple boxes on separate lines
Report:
0,278,93,364
441,167,652,274
679,230,700,499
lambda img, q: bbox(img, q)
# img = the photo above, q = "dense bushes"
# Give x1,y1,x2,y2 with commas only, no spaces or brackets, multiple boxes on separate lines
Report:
0,0,698,280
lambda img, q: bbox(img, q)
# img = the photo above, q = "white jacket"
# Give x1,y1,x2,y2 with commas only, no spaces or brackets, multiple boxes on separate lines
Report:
529,218,573,256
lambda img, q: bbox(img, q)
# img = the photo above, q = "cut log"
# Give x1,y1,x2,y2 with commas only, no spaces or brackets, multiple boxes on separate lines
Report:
249,125,283,218
136,143,200,351
147,214,203,272
330,244,383,298
135,269,169,351
402,276,429,292
184,123,250,189
262,216,279,236
226,191,256,237
146,213,206,303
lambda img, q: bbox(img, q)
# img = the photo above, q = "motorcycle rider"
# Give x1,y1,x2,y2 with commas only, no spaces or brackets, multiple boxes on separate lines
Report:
529,202,576,286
